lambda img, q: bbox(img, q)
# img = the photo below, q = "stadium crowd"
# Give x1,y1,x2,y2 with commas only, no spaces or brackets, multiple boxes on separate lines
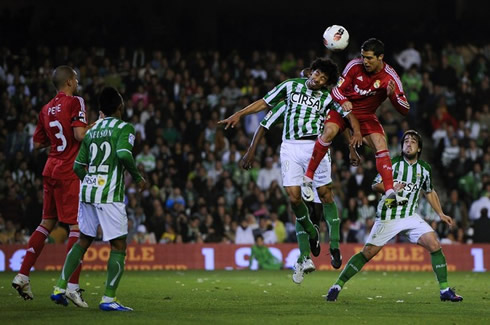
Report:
0,41,489,246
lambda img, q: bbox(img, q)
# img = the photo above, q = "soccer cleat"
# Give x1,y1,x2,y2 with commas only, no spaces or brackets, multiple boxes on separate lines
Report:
50,287,68,306
326,284,341,302
440,288,463,302
99,299,133,311
330,248,342,269
309,224,321,257
384,192,408,208
301,176,314,202
12,274,34,300
292,258,316,284
66,288,89,308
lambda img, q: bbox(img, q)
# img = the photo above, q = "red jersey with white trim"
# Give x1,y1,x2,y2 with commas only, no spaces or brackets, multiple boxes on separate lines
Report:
33,91,87,180
332,58,410,117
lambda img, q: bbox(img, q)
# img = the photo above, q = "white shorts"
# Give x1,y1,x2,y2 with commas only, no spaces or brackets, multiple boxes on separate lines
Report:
366,213,434,246
78,202,128,241
280,139,332,189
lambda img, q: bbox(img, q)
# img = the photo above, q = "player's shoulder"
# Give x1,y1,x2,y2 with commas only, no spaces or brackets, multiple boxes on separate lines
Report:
383,63,402,80
391,155,403,164
287,78,306,84
342,58,363,75
417,159,432,172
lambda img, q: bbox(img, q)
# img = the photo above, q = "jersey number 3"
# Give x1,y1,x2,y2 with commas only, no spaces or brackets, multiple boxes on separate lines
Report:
49,120,67,152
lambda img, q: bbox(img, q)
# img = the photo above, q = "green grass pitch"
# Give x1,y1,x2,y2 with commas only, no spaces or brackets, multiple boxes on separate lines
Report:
1,270,489,325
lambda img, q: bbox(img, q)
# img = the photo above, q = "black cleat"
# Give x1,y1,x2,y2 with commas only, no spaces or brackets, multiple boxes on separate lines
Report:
309,225,321,257
330,248,342,269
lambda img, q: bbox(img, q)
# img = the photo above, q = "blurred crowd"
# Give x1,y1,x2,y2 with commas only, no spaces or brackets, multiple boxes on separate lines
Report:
0,40,489,246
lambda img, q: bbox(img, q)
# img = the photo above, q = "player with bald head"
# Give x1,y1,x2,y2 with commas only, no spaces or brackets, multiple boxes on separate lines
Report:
12,65,93,307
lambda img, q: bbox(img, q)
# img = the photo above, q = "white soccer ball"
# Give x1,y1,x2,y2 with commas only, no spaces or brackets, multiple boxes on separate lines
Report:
323,25,349,51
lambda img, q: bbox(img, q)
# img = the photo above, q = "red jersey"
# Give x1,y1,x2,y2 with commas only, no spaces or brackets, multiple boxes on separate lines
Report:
33,92,87,180
332,58,410,117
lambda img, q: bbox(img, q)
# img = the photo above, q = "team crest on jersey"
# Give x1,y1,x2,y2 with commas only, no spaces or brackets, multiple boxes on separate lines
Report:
337,77,345,87
128,133,135,146
374,80,381,88
97,175,107,186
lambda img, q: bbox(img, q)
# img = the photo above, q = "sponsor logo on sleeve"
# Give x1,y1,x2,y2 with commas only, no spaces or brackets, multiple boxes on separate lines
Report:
128,133,135,146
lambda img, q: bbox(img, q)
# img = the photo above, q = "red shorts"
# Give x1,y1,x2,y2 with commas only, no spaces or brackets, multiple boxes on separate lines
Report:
325,111,385,136
42,176,80,225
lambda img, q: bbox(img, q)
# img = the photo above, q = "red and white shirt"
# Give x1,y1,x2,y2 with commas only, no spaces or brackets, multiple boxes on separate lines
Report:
33,92,87,179
332,58,410,118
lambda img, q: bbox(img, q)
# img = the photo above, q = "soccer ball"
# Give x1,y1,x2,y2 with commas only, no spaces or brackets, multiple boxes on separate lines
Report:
323,25,349,51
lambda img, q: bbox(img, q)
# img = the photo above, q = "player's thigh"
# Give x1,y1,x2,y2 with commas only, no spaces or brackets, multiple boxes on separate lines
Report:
364,130,387,152
97,202,128,242
365,219,404,246
54,178,80,225
78,202,100,238
405,214,436,245
280,141,311,187
42,176,58,220
324,111,346,136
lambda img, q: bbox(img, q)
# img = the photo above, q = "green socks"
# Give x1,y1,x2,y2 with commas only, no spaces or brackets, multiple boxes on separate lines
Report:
431,249,448,290
335,252,368,287
323,202,340,249
295,222,311,263
291,201,316,239
104,250,126,298
57,243,86,289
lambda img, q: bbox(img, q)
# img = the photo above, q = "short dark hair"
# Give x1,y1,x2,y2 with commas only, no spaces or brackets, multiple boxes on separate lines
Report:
98,87,123,116
401,129,423,157
52,65,75,90
309,58,339,86
361,38,385,56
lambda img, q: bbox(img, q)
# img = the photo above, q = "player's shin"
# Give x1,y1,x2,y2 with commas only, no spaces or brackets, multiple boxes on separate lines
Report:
19,225,50,276
323,202,340,249
56,243,86,290
291,201,316,239
430,249,449,290
375,150,394,193
305,138,331,179
104,250,126,298
335,252,368,287
67,229,82,286
295,222,311,263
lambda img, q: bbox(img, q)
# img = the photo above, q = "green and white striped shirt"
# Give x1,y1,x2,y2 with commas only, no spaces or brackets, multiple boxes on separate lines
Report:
262,78,348,140
75,117,139,203
374,156,433,220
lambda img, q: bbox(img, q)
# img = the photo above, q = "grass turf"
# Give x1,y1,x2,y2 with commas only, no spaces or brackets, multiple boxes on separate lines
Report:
1,270,489,325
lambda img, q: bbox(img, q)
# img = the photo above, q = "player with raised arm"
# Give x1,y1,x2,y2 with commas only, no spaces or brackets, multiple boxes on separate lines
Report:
220,58,362,282
302,38,410,208
51,87,145,311
326,130,463,303
12,66,92,307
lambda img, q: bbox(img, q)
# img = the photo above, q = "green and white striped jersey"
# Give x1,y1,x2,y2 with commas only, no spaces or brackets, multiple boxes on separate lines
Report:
373,156,433,220
75,117,138,203
262,78,348,140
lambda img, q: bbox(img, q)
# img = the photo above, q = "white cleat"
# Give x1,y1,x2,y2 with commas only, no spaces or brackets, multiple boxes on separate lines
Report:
292,258,316,284
301,176,314,202
12,274,34,300
302,258,316,274
66,288,89,308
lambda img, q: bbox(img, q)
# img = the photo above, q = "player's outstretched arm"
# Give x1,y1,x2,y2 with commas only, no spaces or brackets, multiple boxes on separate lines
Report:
73,122,97,142
241,125,267,170
342,130,361,166
425,190,453,227
387,79,410,116
218,99,269,130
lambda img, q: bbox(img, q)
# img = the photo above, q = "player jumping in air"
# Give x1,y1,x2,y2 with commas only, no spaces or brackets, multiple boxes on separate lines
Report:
12,66,92,307
326,130,463,303
219,58,362,282
302,38,410,208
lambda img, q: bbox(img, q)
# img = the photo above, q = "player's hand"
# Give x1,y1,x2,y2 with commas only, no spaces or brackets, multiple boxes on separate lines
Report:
136,178,146,192
341,101,353,112
349,131,362,148
240,149,255,170
348,148,361,166
218,113,241,130
439,213,453,227
387,80,395,97
393,182,406,192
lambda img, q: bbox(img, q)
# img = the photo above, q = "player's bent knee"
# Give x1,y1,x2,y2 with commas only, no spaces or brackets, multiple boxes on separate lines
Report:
40,219,57,231
110,236,127,251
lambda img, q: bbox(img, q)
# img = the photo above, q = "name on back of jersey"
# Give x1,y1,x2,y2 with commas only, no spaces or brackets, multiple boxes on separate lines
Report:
48,104,61,115
90,129,113,139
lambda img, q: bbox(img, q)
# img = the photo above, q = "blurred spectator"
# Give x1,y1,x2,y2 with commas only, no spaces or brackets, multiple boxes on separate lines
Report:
235,215,255,244
256,157,282,191
472,208,490,243
468,187,490,221
249,234,282,270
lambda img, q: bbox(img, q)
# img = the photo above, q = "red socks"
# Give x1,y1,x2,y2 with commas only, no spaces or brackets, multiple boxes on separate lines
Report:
19,225,50,276
305,138,331,179
375,150,394,193
67,229,82,285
